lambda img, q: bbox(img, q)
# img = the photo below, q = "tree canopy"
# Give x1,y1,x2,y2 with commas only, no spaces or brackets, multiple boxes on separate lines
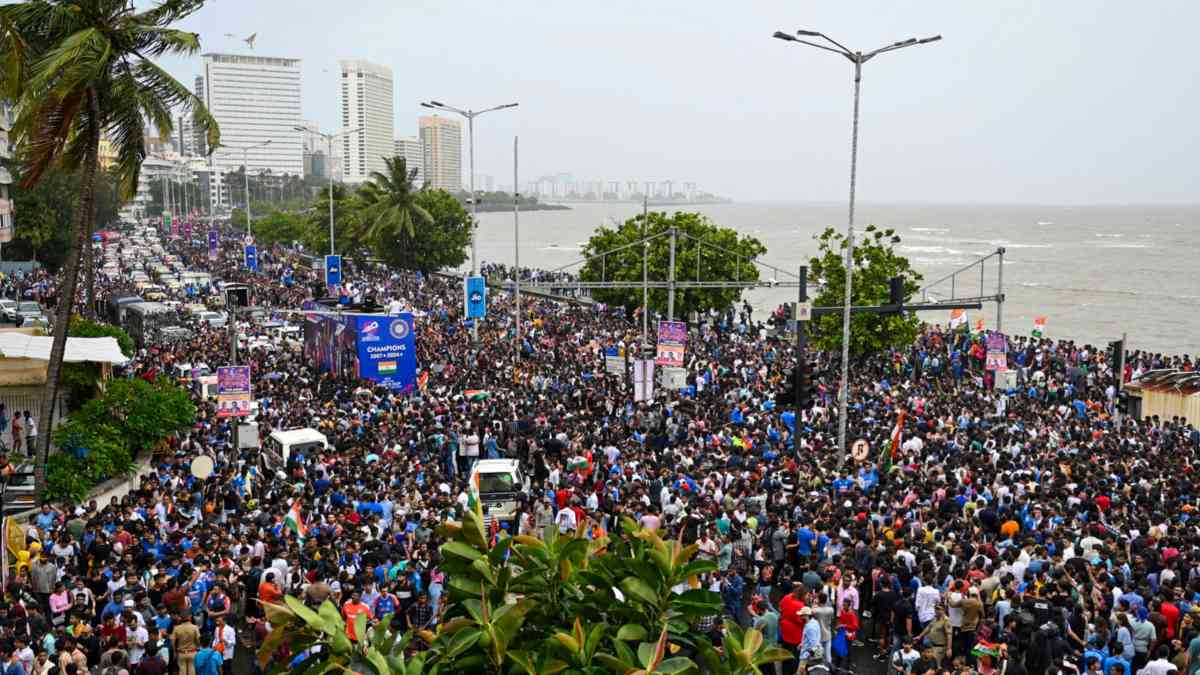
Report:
806,224,923,357
579,211,766,318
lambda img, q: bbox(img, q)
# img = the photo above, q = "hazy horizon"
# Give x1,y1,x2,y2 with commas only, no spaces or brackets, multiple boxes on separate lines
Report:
157,0,1200,205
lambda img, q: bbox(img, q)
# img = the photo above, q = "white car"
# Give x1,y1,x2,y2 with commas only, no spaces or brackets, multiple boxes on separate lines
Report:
0,299,17,323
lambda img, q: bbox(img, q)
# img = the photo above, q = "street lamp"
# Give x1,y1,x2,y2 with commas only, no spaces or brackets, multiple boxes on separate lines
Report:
420,99,518,342
773,28,941,465
294,126,359,256
216,140,272,238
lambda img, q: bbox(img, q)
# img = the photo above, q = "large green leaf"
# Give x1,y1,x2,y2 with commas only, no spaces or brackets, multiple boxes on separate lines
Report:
620,577,659,606
443,541,484,561
283,595,329,633
616,624,648,642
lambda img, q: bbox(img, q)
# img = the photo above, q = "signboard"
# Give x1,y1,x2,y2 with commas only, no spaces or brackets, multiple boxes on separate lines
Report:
796,301,812,322
183,220,193,241
659,366,687,390
355,313,417,391
655,320,687,367
985,331,1007,371
244,245,257,271
465,275,487,319
162,211,171,231
324,254,342,288
604,346,626,375
208,229,219,260
216,366,252,418
632,359,655,402
994,369,1018,390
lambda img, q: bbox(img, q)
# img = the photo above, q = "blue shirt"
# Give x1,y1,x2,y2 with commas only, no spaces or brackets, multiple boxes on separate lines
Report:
195,648,223,675
796,527,815,556
800,618,823,658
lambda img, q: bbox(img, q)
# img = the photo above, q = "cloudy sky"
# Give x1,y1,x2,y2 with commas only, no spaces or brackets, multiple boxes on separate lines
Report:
158,0,1200,203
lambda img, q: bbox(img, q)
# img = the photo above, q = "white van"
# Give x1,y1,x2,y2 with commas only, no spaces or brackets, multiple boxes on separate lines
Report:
264,428,329,470
468,459,527,525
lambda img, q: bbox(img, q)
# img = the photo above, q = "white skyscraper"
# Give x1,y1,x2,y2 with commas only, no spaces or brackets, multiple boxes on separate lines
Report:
201,53,303,207
394,137,423,185
339,60,394,184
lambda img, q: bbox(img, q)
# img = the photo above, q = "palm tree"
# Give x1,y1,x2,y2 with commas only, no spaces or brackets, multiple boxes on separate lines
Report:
356,156,432,242
0,0,219,489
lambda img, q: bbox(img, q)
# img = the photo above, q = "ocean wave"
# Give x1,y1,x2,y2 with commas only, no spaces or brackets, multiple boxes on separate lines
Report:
911,227,950,233
1097,243,1152,249
1094,233,1123,238
899,245,986,256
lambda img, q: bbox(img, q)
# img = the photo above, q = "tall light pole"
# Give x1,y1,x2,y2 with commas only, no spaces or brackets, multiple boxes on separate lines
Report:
773,28,941,464
421,99,518,342
294,126,359,255
217,140,273,238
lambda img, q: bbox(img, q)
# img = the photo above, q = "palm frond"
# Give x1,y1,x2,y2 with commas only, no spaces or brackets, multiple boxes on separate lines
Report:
26,26,111,97
18,89,84,188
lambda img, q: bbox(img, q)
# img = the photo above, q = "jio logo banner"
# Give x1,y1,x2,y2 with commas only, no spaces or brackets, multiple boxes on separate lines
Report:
465,275,486,319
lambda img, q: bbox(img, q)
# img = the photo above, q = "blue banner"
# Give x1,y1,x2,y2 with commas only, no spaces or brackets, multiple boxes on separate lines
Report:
355,314,417,392
465,275,486,319
244,245,257,271
325,254,342,288
208,229,219,260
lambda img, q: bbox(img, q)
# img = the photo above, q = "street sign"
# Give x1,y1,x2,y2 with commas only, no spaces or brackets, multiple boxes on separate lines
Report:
796,301,812,322
465,275,486,319
324,254,342,288
244,245,258,271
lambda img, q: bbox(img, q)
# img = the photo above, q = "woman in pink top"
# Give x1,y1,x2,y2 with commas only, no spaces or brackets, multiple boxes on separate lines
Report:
49,582,71,626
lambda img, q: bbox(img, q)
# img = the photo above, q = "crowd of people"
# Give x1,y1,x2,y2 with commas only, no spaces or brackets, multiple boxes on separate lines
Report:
0,220,1197,675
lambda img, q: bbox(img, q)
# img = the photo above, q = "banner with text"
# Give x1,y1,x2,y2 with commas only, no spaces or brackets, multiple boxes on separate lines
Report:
208,229,219,260
325,254,342,288
244,245,257,271
465,276,487,319
355,314,417,392
216,366,252,418
655,320,687,367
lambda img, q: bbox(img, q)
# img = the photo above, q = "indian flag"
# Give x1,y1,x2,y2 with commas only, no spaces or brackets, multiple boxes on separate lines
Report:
880,410,907,475
949,309,967,330
567,451,593,474
974,318,985,334
285,501,307,541
464,389,491,401
1032,316,1046,338
467,472,480,511
379,361,397,375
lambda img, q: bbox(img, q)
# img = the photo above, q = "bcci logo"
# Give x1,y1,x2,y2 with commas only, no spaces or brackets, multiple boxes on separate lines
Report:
389,319,410,340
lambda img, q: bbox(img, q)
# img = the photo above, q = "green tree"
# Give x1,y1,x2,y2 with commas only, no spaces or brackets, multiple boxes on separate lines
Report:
305,183,364,257
372,189,470,272
249,208,314,248
257,502,789,675
2,161,119,271
0,0,219,490
579,212,766,318
357,156,432,241
806,225,923,357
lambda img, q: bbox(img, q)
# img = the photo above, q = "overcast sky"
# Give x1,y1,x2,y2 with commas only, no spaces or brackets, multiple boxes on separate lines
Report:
157,0,1200,204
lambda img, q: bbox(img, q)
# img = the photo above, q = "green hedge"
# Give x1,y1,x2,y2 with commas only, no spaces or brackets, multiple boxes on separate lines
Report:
46,378,195,503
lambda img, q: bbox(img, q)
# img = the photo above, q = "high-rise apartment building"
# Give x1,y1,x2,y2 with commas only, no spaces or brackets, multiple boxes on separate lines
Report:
418,115,462,192
394,137,423,185
339,60,394,184
201,53,303,207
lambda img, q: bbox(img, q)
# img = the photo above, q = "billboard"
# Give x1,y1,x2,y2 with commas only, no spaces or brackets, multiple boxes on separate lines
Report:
355,314,417,391
216,366,252,418
304,313,417,392
208,229,219,260
244,245,257,271
183,220,193,240
655,320,687,367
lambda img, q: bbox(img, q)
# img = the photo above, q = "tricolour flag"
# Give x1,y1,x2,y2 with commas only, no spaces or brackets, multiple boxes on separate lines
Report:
879,410,907,475
974,318,985,334
378,361,397,375
949,309,967,330
464,389,491,401
1032,316,1046,338
467,471,480,511
285,501,307,541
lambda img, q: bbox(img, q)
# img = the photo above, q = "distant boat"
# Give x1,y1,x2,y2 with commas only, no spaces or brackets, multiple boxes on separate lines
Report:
1037,221,1054,226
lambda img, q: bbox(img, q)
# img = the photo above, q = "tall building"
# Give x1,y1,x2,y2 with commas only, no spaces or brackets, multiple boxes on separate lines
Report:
394,137,423,185
418,115,462,192
339,60,394,184
0,103,12,244
191,75,208,157
201,53,303,207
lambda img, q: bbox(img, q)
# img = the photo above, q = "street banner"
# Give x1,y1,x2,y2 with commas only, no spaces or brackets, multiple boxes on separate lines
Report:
183,220,193,240
655,320,687,367
0,199,13,243
208,229,219,260
465,275,487,319
244,245,258,271
355,313,417,391
325,254,342,288
633,359,655,402
162,211,171,231
985,332,1006,353
604,346,626,375
986,350,1008,371
216,366,252,418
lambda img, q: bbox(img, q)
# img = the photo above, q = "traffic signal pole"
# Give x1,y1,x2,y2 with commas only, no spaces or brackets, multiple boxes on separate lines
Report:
797,265,808,412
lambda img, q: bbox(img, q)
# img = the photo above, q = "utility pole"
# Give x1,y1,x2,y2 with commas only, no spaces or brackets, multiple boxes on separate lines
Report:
797,265,808,412
513,135,521,351
642,195,648,353
667,227,676,321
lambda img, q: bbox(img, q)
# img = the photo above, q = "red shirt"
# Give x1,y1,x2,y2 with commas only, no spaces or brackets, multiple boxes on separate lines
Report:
342,601,373,641
1161,601,1180,638
779,594,807,646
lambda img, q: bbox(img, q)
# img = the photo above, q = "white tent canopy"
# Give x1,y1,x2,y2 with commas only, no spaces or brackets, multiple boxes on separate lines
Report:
0,334,129,365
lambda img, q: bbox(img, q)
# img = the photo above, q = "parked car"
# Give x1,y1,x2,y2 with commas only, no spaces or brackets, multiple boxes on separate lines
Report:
1,464,37,515
15,301,42,323
196,311,227,328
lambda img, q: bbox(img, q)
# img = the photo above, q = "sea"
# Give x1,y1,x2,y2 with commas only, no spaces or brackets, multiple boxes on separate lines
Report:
474,203,1200,356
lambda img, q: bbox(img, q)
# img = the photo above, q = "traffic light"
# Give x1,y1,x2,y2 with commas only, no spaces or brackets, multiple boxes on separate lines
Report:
1117,390,1131,415
783,303,794,321
1108,339,1125,388
889,276,905,307
795,358,817,410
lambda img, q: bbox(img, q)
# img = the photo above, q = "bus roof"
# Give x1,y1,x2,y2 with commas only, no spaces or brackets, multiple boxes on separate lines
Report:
268,428,328,446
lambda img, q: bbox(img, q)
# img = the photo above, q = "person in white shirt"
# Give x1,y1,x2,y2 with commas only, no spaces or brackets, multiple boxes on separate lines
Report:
555,506,577,533
915,583,941,626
